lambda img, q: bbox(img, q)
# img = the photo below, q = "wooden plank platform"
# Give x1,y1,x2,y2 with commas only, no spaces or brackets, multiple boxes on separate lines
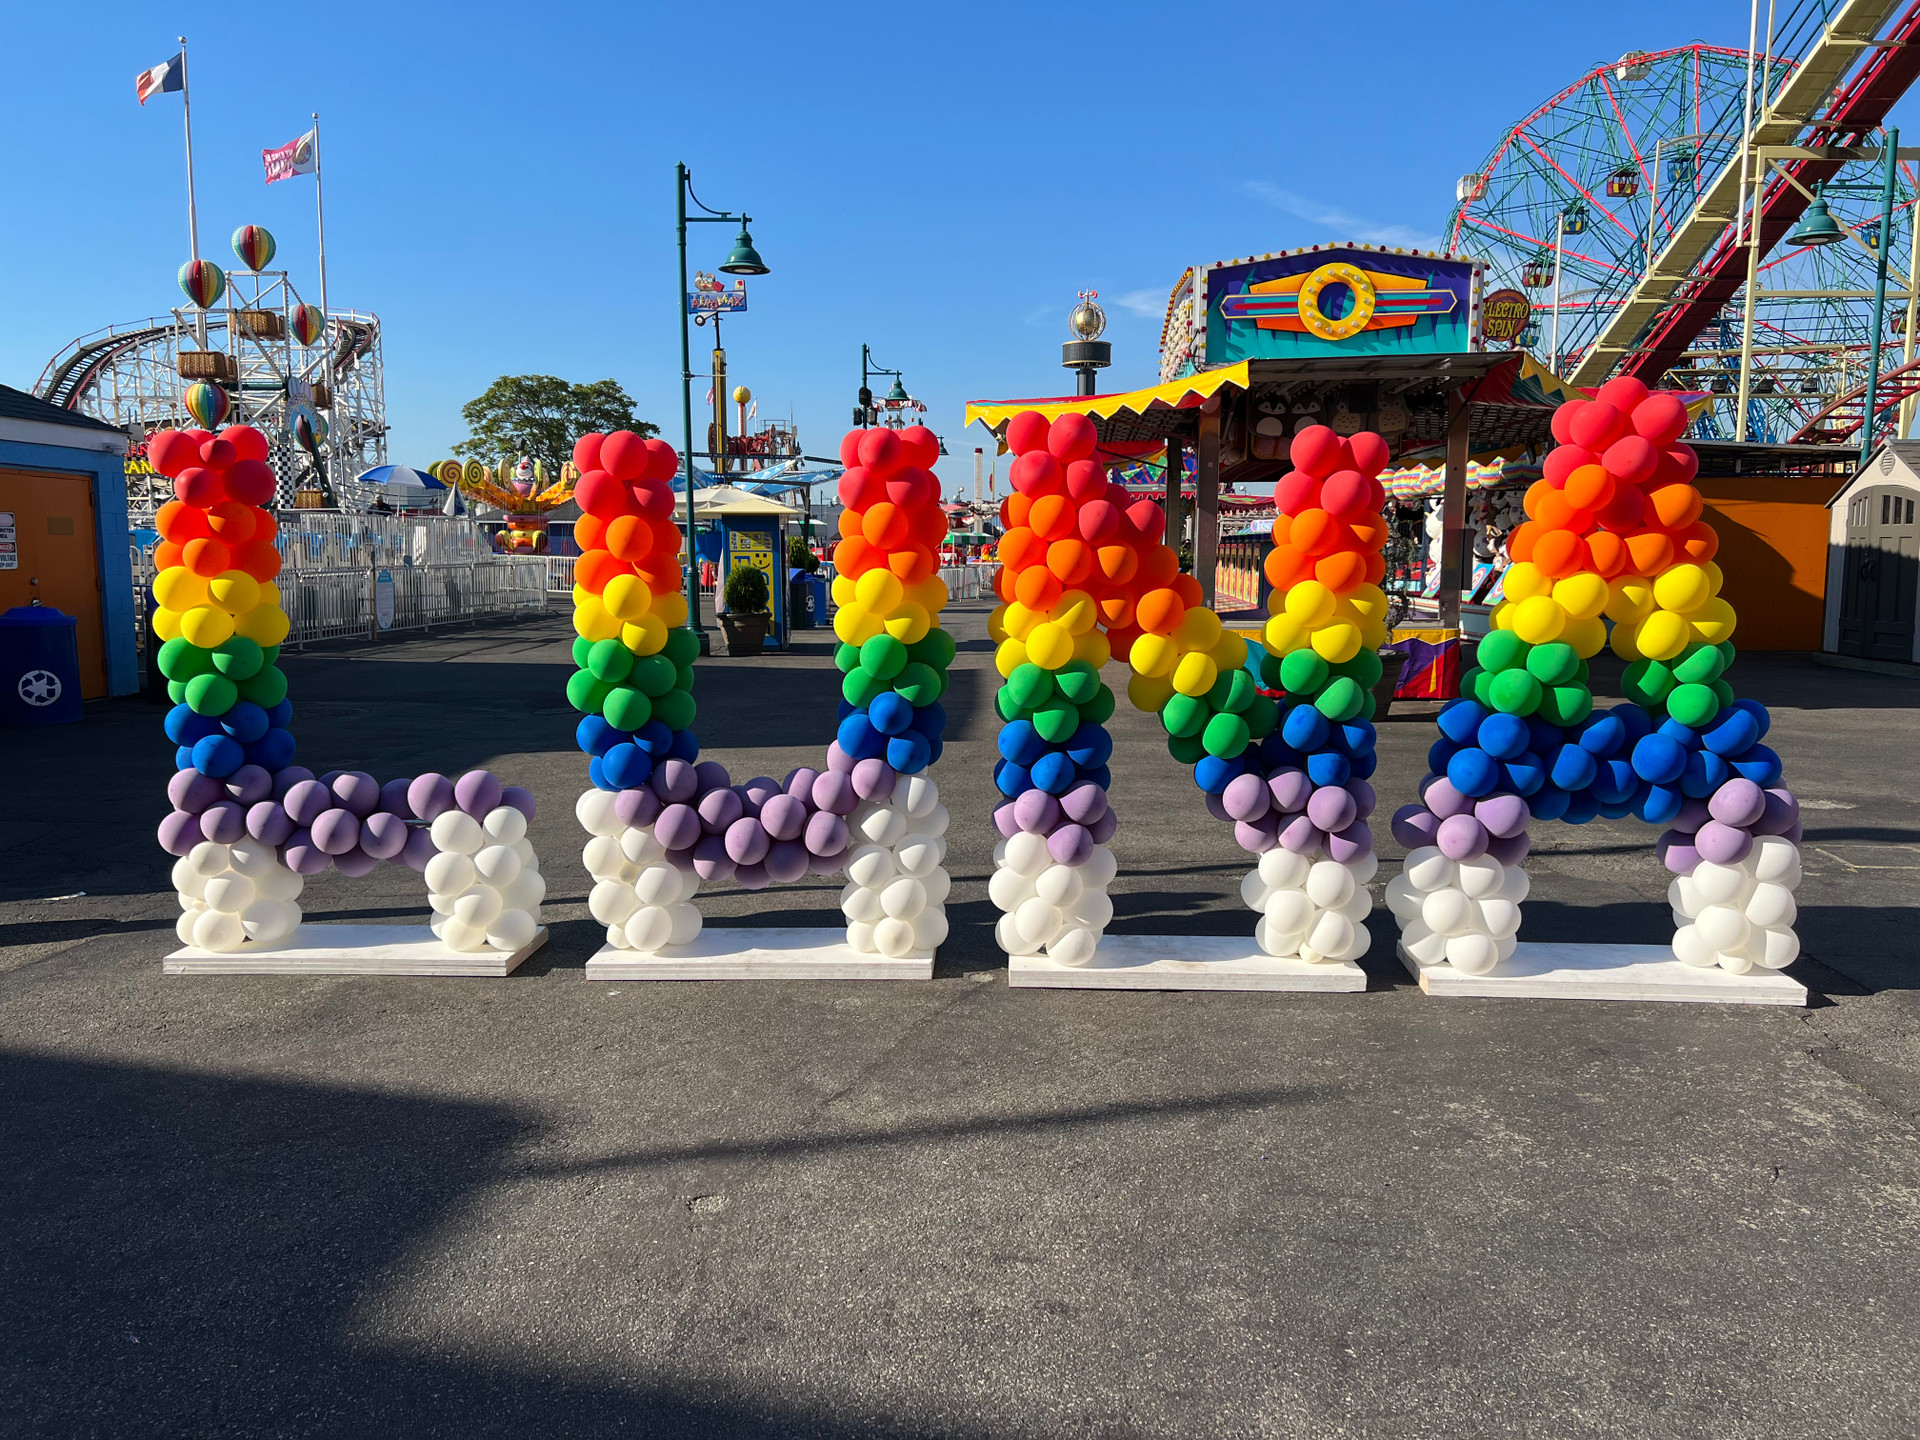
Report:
1396,940,1805,1006
1008,933,1367,992
585,927,932,981
165,924,547,977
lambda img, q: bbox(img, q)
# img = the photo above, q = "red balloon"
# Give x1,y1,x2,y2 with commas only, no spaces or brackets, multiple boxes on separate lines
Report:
572,433,604,473
1077,499,1121,546
1550,400,1581,445
911,503,949,548
198,437,235,470
1601,434,1658,487
1126,498,1166,542
898,425,940,470
1596,376,1649,414
1567,400,1625,452
175,467,225,508
1005,411,1050,456
1288,425,1348,478
1135,544,1178,590
234,539,281,583
600,431,649,482
1664,443,1700,484
1319,470,1372,519
839,429,864,468
1275,470,1321,515
1010,450,1064,496
148,430,199,478
183,535,233,578
1595,483,1646,532
222,425,270,463
1346,431,1390,479
1065,459,1106,503
1542,444,1597,487
223,459,276,507
1048,413,1097,463
857,427,903,478
839,467,884,510
1632,393,1690,448
641,438,679,482
632,479,677,520
886,467,936,507
575,469,634,519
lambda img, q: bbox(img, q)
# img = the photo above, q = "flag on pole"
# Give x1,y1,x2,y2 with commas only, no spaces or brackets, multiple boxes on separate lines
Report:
747,400,757,423
135,52,184,105
704,384,714,404
263,129,318,184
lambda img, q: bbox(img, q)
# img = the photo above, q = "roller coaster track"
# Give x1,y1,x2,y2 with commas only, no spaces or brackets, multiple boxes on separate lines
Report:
1570,0,1920,388
1788,351,1920,439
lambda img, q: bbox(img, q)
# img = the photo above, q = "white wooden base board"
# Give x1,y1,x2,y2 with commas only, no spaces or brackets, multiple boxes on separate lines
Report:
1396,940,1805,1006
165,924,547,977
585,927,932,981
1009,933,1366,992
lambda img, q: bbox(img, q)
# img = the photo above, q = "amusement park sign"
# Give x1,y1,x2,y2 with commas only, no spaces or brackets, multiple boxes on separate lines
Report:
687,272,747,315
1481,288,1533,345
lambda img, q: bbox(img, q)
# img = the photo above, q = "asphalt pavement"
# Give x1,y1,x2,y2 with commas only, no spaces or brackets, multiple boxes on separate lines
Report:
3,598,1916,1439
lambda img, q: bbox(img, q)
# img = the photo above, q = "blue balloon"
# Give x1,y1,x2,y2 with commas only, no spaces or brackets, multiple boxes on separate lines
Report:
1282,703,1329,752
836,698,857,720
1732,696,1770,740
1447,746,1501,798
602,742,653,790
1337,718,1377,757
244,727,295,771
869,691,914,737
1258,734,1303,771
1576,712,1625,757
925,735,944,767
1630,733,1687,785
1549,743,1597,793
174,744,196,771
1561,789,1600,825
266,697,294,730
191,734,244,778
1031,751,1077,795
1502,751,1546,796
1531,784,1572,822
165,703,219,746
576,714,623,757
1655,716,1704,750
220,701,269,744
998,720,1047,767
1680,749,1730,798
1348,749,1379,781
909,701,947,739
1307,750,1352,787
1638,782,1685,825
1194,754,1244,794
587,755,614,792
1437,699,1488,745
837,713,886,760
1081,764,1112,792
1066,722,1113,768
1527,716,1567,757
1477,712,1531,761
1427,738,1463,775
1612,702,1656,746
993,759,1029,797
635,719,674,755
1598,798,1635,820
886,731,932,773
1703,708,1761,757
1591,758,1638,806
666,727,700,763
1729,744,1782,787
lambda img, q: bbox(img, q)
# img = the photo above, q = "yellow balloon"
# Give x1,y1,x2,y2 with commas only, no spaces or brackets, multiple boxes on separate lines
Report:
600,573,654,623
1208,629,1248,672
1284,580,1336,626
1073,629,1111,668
1563,614,1607,659
1610,619,1643,661
910,577,949,615
623,615,668,655
1173,605,1223,652
571,583,589,610
573,597,621,642
987,603,1010,643
1265,589,1287,617
180,603,236,648
1130,631,1178,678
1551,572,1608,622
235,603,289,647
854,569,904,615
153,606,183,642
1051,590,1099,636
1172,650,1218,697
1704,561,1724,597
1604,576,1657,625
1511,594,1568,645
1128,671,1174,712
153,567,208,612
1361,618,1389,653
1026,621,1075,669
1637,608,1691,661
652,591,688,629
831,574,856,608
994,637,1029,677
1490,601,1515,631
260,581,281,611
833,602,883,646
1688,597,1737,645
1002,601,1040,640
885,601,931,644
208,569,260,617
1502,561,1551,601
1263,612,1309,655
1653,564,1711,616
1311,620,1362,664
1345,584,1389,624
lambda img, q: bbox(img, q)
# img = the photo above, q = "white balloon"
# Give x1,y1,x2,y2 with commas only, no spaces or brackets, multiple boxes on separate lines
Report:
581,834,627,881
917,802,951,838
895,837,943,878
255,865,304,901
1421,888,1475,937
874,916,917,958
1240,872,1272,912
453,885,503,927
473,844,522,887
174,911,200,946
846,844,895,889
1693,904,1750,951
575,788,622,837
846,919,878,954
604,922,633,950
902,774,941,819
1404,847,1455,893
514,838,539,870
1033,863,1083,909
1384,873,1422,918
187,841,231,879
623,905,674,952
1337,887,1373,922
1668,876,1698,919
880,876,928,921
840,883,885,924
1347,851,1380,885
1756,924,1799,969
1403,924,1450,966
240,897,298,943
440,916,490,953
173,858,210,901
430,810,485,856
191,908,246,952
1454,855,1504,900
1258,848,1310,890
482,805,529,845
486,908,537,951
501,870,547,911
1477,897,1523,939
225,840,277,878
990,839,1009,867
1445,933,1500,975
1264,889,1314,935
425,850,477,897
428,892,457,915
1744,882,1797,929
202,874,256,915
992,912,1025,955
1079,846,1118,889
1066,888,1113,931
1306,909,1354,960
667,903,703,945
911,907,949,950
1690,861,1746,907
1015,896,1063,949
589,880,639,925
634,863,686,907
1334,922,1371,962
1670,923,1712,966
1749,835,1801,887
1495,866,1531,903
857,806,909,849
987,866,1036,912
921,868,952,906
1305,861,1355,908
619,826,665,864
1048,926,1099,967
1004,832,1051,877
1256,918,1300,958
1715,949,1756,975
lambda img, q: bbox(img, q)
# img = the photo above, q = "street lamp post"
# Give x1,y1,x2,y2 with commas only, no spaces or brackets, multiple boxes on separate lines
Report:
675,162,768,654
858,344,906,428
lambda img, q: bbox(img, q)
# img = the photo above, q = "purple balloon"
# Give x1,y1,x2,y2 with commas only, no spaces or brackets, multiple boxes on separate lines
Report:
1011,789,1058,834
1474,794,1530,840
1306,785,1357,834
157,810,201,857
1203,792,1233,824
1347,779,1376,821
761,793,807,842
992,801,1020,840
500,785,537,820
614,787,661,829
692,834,737,883
270,765,316,801
1390,804,1441,850
1423,777,1473,820
698,787,744,835
408,773,456,822
1784,819,1804,843
1061,783,1108,827
664,844,697,872
1657,832,1701,875
1708,778,1766,829
377,777,414,818
1485,830,1530,867
784,766,821,800
283,779,331,827
825,742,856,774
724,816,770,866
225,765,273,806
1327,821,1374,864
361,811,410,860
1235,814,1281,854
811,770,858,816
1670,797,1712,835
652,759,699,803
655,803,702,851
333,846,380,878
199,800,247,844
1694,820,1752,866
1267,768,1312,814
168,769,224,814
328,771,379,818
1753,789,1799,836
400,826,438,871
1048,824,1094,867
692,760,732,798
804,810,850,858
281,831,332,875
765,839,809,883
317,770,346,789
810,850,846,876
311,808,362,856
246,801,295,846
1436,813,1489,861
454,770,503,818
741,776,781,812
732,860,769,889
1279,814,1323,855
851,758,897,803
1223,772,1270,823
1088,808,1118,844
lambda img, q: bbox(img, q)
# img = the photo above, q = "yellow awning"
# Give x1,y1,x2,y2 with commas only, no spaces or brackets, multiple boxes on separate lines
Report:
964,363,1251,449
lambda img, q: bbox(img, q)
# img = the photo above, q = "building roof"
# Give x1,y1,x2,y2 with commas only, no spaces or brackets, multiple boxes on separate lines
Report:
0,384,126,435
1831,440,1920,506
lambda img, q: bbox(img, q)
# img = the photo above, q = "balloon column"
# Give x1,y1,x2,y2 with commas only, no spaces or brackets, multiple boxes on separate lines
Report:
568,427,951,961
1386,379,1804,977
151,424,546,955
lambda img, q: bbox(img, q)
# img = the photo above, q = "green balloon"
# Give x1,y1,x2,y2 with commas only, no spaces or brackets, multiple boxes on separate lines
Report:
1672,643,1725,685
1244,694,1279,739
1209,667,1257,714
1033,701,1081,743
1622,659,1675,708
1710,678,1738,710
1331,649,1383,690
1162,692,1208,738
602,686,652,732
1203,711,1251,759
185,671,239,716
235,665,285,709
1054,662,1101,705
587,637,633,683
663,628,701,667
1468,667,1498,710
908,628,957,671
1258,652,1284,689
673,664,696,693
1524,642,1579,686
834,642,861,674
166,679,188,704
1665,682,1719,727
1476,629,1527,674
1279,649,1329,696
1716,641,1737,672
860,634,907,680
1006,664,1054,709
995,686,1029,723
842,667,888,707
157,638,213,681
1167,732,1207,764
894,661,944,707
210,636,263,680
1537,682,1593,729
1489,668,1544,716
1315,675,1365,721
571,636,593,669
630,653,677,697
259,645,281,667
566,668,611,714
1080,684,1115,725
652,688,696,732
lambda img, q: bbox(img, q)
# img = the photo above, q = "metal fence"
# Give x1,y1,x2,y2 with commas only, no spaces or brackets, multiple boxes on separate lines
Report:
277,513,489,572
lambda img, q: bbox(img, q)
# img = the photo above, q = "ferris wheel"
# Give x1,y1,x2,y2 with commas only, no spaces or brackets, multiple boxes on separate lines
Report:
1450,41,1919,442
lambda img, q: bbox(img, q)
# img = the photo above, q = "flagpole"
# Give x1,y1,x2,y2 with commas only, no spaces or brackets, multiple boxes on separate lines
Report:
179,37,199,262
311,112,330,327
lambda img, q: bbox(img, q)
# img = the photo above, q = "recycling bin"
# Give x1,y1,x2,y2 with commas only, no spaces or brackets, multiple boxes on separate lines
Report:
0,606,83,726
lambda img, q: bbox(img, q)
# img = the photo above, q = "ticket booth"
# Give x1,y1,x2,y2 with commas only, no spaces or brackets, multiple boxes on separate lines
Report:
698,485,799,651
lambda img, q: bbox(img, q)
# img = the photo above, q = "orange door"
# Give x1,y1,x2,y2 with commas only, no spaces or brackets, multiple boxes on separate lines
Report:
0,469,105,698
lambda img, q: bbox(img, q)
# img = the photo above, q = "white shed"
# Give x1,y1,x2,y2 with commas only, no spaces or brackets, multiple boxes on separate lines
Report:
1824,442,1920,665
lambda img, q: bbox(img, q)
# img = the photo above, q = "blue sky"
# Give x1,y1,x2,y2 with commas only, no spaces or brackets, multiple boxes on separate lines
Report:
6,2,1909,496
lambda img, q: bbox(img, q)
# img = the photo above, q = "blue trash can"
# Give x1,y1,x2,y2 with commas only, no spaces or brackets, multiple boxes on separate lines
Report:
806,573,830,625
0,606,83,726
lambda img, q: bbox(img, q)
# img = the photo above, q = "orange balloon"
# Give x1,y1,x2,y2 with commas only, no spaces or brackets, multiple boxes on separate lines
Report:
234,539,281,583
1270,513,1293,547
1100,594,1137,629
574,513,609,553
155,540,184,571
605,514,654,561
1171,574,1204,609
1265,544,1312,590
998,526,1044,572
834,535,876,576
1136,587,1185,635
1531,527,1585,579
863,502,909,549
1289,508,1341,557
1646,481,1702,529
184,536,233,578
251,511,277,545
1047,538,1094,585
992,566,1014,601
636,558,681,592
1362,551,1386,586
912,504,948,548
1028,494,1075,541
1347,516,1387,552
1625,528,1675,575
575,550,630,594
1014,566,1063,611
1135,545,1179,590
1564,464,1616,512
205,500,257,544
889,546,937,584
1531,489,1589,532
1507,521,1538,563
1586,531,1629,578
1005,492,1033,529
1315,550,1368,592
155,499,211,544
840,508,865,542
1096,543,1138,585
1679,520,1719,563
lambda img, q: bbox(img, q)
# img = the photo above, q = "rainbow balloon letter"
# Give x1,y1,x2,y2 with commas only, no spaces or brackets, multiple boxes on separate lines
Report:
1386,380,1803,977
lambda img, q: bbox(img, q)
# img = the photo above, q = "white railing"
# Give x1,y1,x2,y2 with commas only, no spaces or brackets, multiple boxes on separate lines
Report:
284,559,546,644
940,564,994,600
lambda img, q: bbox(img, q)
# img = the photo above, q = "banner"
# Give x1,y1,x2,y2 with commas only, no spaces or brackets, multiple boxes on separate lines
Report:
263,130,317,185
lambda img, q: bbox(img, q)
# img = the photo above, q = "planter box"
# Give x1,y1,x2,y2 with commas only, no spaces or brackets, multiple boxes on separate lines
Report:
720,612,768,656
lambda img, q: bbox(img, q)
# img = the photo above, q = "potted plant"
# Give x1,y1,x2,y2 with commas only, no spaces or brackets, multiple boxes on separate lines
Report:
787,535,821,628
720,564,771,656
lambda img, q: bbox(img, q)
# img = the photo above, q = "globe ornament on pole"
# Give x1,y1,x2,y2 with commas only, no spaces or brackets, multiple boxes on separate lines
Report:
231,225,277,272
1062,290,1112,397
178,258,227,310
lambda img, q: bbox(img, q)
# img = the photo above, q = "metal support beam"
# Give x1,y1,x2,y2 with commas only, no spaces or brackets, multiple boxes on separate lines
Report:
1162,437,1184,574
1195,407,1221,608
1438,391,1471,630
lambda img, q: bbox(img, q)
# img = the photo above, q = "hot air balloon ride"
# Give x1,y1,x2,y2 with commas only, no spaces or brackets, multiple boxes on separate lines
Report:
178,258,226,309
183,380,230,430
231,224,277,272
290,303,326,347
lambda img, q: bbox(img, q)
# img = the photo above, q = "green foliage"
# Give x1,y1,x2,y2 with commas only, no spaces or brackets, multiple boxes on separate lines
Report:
453,375,656,475
724,564,771,614
788,535,821,573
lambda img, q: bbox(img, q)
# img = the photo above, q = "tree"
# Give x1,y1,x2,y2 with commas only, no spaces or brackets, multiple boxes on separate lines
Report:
453,375,656,474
